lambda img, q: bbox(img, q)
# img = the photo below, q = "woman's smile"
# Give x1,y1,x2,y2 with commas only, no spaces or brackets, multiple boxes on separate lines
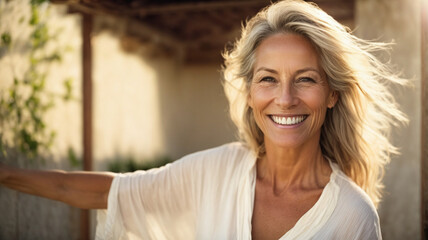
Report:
269,115,308,126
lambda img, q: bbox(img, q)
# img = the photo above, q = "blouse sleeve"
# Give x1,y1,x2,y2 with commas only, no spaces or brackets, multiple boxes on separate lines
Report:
95,155,201,240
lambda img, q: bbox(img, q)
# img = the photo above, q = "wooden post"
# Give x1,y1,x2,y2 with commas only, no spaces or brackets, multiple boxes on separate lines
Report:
422,0,428,238
81,12,93,240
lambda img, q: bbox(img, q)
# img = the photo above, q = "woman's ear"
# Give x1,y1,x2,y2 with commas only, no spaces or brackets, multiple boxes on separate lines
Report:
327,91,339,109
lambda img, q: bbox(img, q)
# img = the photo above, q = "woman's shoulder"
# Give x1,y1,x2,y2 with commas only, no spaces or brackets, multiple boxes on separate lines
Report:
327,162,375,211
317,165,382,239
181,142,253,164
328,166,381,233
330,168,377,215
173,142,255,178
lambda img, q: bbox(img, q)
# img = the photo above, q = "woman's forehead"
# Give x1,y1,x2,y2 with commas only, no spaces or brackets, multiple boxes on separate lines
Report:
253,33,322,73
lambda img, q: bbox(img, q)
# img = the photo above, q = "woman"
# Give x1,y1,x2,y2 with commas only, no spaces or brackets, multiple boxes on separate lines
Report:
0,0,407,239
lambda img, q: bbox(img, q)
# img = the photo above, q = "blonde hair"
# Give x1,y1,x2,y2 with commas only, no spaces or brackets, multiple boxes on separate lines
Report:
222,0,407,207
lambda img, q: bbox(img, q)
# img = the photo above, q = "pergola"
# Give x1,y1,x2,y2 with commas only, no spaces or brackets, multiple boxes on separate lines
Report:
51,0,355,62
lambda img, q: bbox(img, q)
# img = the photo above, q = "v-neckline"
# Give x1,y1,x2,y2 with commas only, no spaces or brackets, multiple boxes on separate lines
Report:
247,156,340,240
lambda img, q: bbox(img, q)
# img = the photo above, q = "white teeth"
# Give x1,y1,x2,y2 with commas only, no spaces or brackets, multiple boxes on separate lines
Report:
271,115,306,125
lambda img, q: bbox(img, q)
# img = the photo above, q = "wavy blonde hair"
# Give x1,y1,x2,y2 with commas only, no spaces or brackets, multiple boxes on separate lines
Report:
222,0,407,207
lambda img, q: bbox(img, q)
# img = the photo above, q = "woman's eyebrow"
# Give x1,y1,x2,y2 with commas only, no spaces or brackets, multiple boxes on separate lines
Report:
295,67,321,75
254,67,278,74
254,67,321,75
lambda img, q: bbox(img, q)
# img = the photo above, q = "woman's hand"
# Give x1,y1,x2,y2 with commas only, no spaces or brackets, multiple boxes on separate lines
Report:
0,163,115,209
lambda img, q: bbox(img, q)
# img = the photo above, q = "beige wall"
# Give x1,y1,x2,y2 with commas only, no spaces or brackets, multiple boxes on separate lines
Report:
356,0,422,239
156,64,236,159
92,30,165,167
92,19,236,170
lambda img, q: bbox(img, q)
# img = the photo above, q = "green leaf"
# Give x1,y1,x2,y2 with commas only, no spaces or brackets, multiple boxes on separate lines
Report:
43,52,61,62
9,89,16,99
1,32,11,47
20,129,39,153
32,24,49,48
31,0,48,6
30,55,39,65
16,108,22,123
67,147,81,167
42,99,55,111
47,131,56,147
29,6,39,25
30,75,46,92
63,77,73,100
31,113,44,132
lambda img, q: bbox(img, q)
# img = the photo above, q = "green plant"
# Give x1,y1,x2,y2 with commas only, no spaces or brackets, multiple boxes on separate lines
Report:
108,155,173,173
0,0,75,162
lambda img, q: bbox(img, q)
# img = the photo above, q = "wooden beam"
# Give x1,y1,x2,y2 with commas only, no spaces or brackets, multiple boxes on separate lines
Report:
81,12,93,240
129,0,269,15
51,0,269,17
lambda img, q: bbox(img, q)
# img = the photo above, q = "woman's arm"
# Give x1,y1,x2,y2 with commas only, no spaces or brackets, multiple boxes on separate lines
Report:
0,162,115,209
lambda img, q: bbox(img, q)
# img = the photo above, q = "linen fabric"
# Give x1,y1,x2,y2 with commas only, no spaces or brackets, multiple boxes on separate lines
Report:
95,142,381,240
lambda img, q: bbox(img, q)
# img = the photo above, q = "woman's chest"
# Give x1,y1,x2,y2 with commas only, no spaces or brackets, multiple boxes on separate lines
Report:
251,183,323,240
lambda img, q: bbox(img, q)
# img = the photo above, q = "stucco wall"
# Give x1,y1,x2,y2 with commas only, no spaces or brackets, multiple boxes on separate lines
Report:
156,64,237,159
91,18,236,171
356,0,422,239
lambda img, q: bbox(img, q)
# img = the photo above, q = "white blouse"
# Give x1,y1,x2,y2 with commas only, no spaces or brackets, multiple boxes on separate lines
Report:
95,142,382,240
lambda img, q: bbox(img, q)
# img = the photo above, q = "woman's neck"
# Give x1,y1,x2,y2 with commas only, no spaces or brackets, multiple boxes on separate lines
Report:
257,137,332,195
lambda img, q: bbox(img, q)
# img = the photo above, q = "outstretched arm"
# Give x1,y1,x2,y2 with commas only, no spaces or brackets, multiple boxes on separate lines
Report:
0,162,115,209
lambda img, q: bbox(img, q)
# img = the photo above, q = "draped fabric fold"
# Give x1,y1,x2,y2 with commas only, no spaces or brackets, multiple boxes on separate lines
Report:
95,142,381,240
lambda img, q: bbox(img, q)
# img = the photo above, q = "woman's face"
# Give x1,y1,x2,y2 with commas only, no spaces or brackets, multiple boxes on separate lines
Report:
249,33,337,149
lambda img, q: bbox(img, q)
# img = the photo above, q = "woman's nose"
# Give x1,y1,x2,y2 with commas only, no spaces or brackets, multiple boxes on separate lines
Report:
274,84,298,108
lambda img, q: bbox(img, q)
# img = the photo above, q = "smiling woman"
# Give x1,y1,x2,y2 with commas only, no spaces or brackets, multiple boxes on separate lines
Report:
222,0,407,238
0,0,407,239
223,0,407,208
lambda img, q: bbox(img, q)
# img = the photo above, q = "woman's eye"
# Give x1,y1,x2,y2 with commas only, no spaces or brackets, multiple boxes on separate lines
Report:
297,77,315,83
260,76,276,82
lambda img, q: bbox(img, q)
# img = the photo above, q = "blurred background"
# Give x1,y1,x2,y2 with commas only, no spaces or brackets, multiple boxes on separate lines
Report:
0,0,426,239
